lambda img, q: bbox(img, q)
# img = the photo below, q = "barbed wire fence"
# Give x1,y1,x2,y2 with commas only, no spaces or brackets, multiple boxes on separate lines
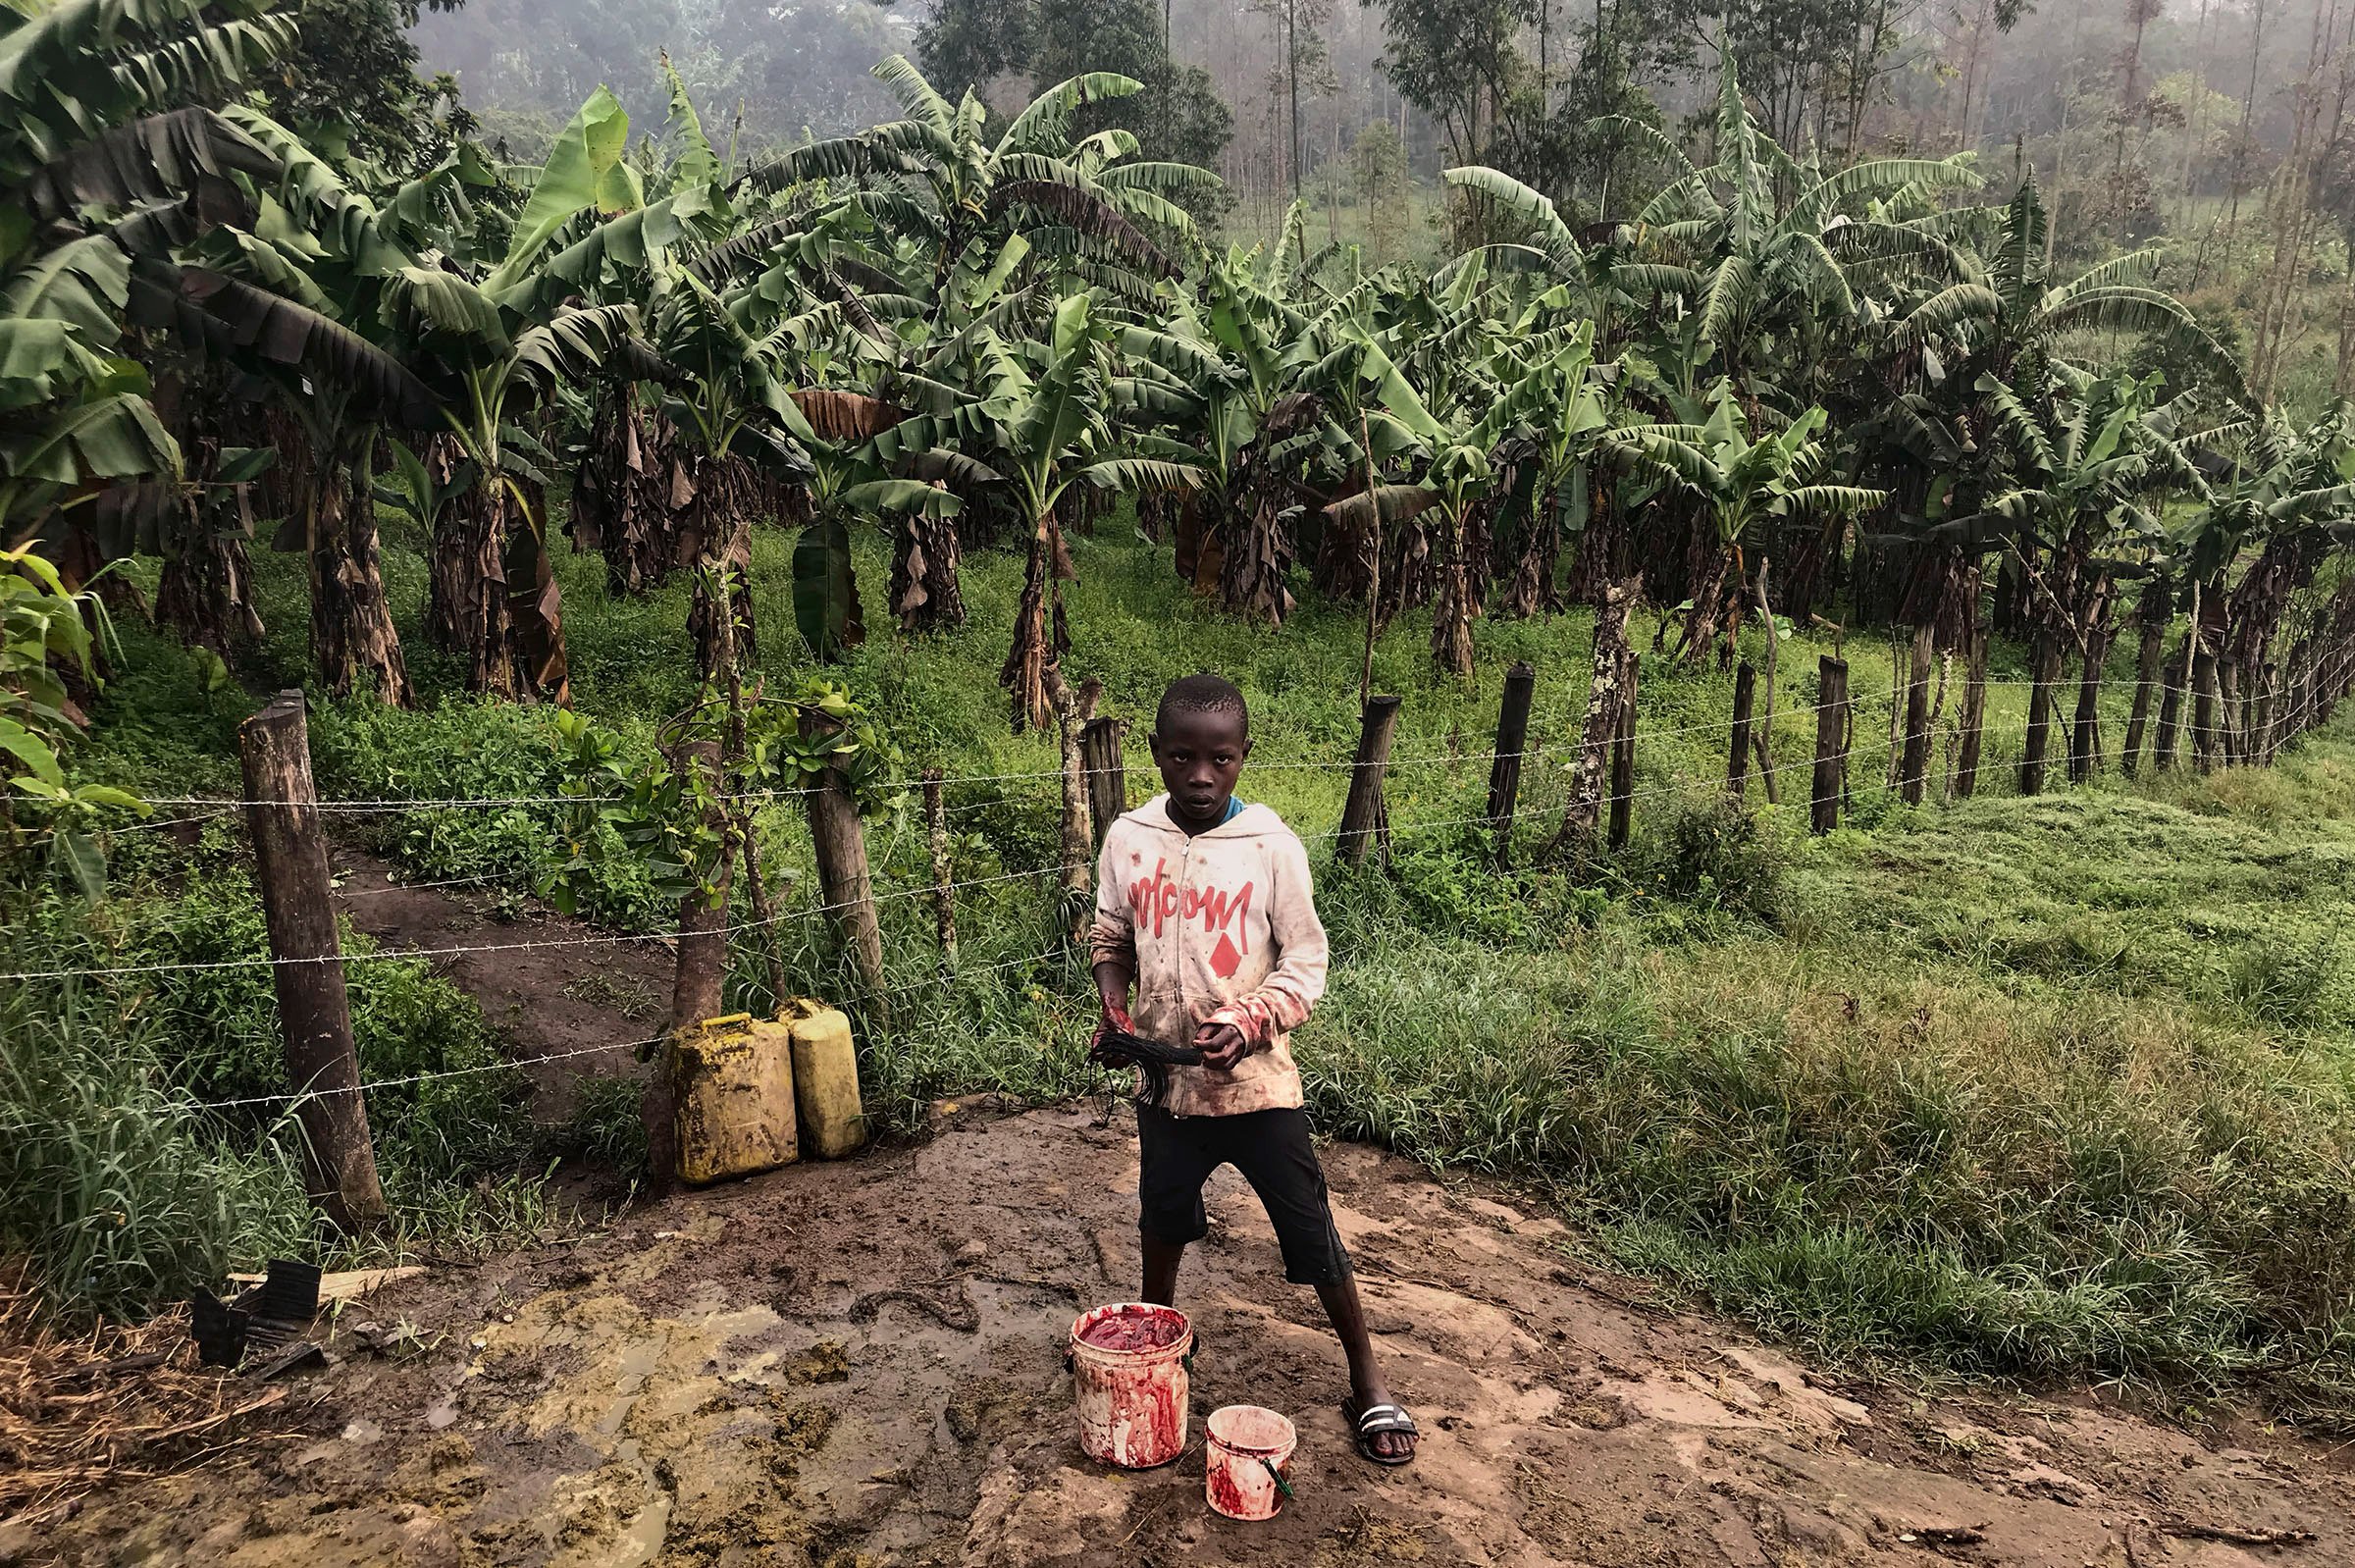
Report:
7,628,2351,1190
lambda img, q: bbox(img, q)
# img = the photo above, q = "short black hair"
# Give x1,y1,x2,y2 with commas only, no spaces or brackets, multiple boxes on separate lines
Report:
1155,672,1248,735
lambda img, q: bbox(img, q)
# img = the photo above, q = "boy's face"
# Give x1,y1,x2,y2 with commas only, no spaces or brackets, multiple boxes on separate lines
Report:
1149,706,1250,829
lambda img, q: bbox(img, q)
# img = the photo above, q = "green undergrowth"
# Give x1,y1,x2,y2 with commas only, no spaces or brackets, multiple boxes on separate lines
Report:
25,516,2355,1425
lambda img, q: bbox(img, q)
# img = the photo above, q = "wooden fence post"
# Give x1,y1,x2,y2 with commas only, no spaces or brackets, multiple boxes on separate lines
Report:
2123,604,2167,774
1607,650,1638,852
2219,657,2244,766
1553,576,1640,854
1955,625,1988,799
2192,645,2222,773
1811,655,1848,832
801,712,887,1003
1899,624,1933,805
922,768,956,979
1338,695,1402,866
1727,659,1756,799
1081,715,1127,852
2068,638,2104,784
239,691,387,1233
2020,631,2061,796
1487,659,1537,860
654,735,731,1192
2154,640,2187,770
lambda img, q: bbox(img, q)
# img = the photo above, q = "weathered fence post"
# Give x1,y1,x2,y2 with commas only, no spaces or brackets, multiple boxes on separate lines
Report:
2155,640,2187,770
1727,660,1756,799
2123,587,2169,774
1043,671,1099,949
239,691,387,1233
1338,695,1402,866
1752,562,1781,806
1553,576,1640,854
922,768,956,979
2068,637,2105,784
1487,659,1537,860
1956,625,1987,799
656,735,730,1190
2020,632,2061,796
1081,715,1127,852
2192,643,2222,773
2219,657,2245,767
1607,651,1638,852
801,711,887,1003
1810,655,1848,833
1899,623,1934,805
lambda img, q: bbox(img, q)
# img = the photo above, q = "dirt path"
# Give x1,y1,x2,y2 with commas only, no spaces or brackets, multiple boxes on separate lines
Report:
331,849,669,1118
36,1104,2352,1567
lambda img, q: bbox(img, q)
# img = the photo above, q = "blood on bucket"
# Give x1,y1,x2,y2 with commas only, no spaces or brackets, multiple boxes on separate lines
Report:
1206,1404,1298,1521
1069,1303,1191,1469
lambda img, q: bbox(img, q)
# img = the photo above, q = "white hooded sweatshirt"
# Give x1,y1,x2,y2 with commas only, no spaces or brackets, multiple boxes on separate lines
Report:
1088,794,1330,1118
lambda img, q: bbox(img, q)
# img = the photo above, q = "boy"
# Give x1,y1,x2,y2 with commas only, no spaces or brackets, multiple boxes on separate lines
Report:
1088,672,1419,1466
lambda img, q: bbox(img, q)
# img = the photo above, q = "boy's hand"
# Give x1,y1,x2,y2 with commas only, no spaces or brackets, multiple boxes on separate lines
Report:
1193,1021,1249,1071
1089,1001,1134,1063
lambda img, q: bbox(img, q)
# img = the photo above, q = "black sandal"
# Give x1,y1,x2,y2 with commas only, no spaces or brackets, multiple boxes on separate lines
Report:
1343,1395,1419,1466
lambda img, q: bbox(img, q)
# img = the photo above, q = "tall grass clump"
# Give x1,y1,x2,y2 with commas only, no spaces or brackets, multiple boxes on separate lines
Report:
0,973,313,1321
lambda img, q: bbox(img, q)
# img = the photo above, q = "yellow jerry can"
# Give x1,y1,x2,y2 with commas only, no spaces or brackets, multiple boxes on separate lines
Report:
672,1013,799,1185
781,997,866,1159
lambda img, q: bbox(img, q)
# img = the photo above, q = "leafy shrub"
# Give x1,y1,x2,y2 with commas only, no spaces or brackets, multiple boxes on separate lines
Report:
1636,793,1789,923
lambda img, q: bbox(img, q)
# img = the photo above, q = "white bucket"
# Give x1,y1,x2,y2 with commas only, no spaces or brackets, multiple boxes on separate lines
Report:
1205,1404,1297,1521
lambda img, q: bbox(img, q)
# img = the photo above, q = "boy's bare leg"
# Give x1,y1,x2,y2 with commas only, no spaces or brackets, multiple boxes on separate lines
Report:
1141,1233,1186,1306
1316,1269,1415,1460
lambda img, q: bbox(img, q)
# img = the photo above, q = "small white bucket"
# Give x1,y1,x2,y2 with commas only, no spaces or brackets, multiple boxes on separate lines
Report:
1204,1403,1297,1521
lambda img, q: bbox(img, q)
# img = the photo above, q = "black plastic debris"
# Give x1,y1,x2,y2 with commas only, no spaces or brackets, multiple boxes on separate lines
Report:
189,1290,250,1368
187,1259,323,1370
246,1339,328,1380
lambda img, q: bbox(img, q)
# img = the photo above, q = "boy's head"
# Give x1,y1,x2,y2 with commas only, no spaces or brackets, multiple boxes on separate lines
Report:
1149,673,1250,829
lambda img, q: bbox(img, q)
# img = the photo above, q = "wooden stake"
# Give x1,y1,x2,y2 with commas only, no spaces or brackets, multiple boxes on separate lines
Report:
1956,624,1988,799
1554,576,1639,853
2123,606,2168,774
1728,659,1756,799
1081,715,1127,852
659,734,729,1193
1900,623,1934,805
1752,559,1781,799
1487,659,1537,861
1046,671,1099,948
1338,694,1402,866
801,711,887,1003
2192,644,2222,773
922,767,956,979
2020,630,2061,796
238,692,386,1233
1811,656,1848,833
2155,637,2188,770
1607,650,1638,852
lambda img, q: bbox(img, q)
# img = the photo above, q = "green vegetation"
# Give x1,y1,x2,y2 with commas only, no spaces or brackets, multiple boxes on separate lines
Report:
9,0,2355,1433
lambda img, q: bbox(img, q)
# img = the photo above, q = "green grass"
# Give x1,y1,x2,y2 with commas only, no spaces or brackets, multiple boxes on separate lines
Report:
25,510,2355,1425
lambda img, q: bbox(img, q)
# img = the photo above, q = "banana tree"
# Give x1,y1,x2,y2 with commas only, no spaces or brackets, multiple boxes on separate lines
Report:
386,87,702,702
880,291,1201,730
1472,322,1625,617
1613,385,1888,662
1,0,300,546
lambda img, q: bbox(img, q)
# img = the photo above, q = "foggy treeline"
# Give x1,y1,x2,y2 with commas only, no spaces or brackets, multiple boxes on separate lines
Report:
413,0,2355,393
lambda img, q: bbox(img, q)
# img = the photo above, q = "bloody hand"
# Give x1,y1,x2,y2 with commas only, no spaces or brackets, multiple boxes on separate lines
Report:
1193,1021,1249,1071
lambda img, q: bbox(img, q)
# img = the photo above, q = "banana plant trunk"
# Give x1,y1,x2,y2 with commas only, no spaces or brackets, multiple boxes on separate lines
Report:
308,462,412,706
1430,508,1476,679
1220,489,1296,626
1002,503,1066,733
429,468,519,700
889,506,966,634
1679,542,1735,665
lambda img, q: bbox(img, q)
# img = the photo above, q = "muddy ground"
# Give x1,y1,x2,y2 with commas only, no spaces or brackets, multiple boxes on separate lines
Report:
27,1102,2353,1567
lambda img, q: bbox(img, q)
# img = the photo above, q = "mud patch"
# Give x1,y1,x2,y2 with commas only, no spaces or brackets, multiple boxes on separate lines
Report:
40,1107,2355,1567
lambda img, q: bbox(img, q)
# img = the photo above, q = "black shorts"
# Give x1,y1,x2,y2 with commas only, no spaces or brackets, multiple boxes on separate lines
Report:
1136,1105,1351,1286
